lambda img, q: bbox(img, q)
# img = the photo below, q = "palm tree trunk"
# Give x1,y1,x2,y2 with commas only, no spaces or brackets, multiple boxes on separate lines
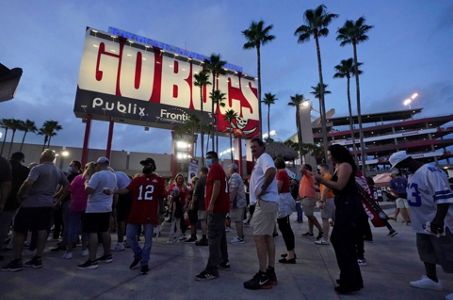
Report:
346,76,358,164
256,45,263,137
200,86,205,166
47,135,52,148
314,35,329,163
267,104,270,141
20,131,28,152
1,128,8,156
211,74,215,151
296,106,304,163
353,42,367,176
7,129,16,157
42,136,47,151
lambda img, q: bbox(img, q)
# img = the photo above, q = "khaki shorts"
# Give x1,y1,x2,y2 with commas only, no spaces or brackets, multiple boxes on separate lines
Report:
197,210,207,221
395,198,409,209
251,200,278,236
302,197,316,216
230,207,245,222
416,229,453,273
321,198,335,219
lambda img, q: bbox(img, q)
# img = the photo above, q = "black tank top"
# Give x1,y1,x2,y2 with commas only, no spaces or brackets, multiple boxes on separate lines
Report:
331,163,357,196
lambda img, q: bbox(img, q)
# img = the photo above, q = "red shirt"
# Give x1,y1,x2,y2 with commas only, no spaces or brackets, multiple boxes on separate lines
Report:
204,162,230,213
127,174,166,225
276,170,290,193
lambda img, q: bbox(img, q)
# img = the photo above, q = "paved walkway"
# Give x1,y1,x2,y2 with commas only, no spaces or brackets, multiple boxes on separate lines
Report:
1,208,452,300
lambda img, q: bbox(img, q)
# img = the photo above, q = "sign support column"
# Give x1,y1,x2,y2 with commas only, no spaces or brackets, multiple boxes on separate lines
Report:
81,115,92,166
105,119,114,159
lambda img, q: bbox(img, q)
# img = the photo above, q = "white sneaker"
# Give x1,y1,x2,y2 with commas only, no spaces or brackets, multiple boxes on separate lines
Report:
62,251,73,259
446,292,453,300
409,275,442,290
314,239,329,245
230,237,245,244
81,249,89,257
112,242,125,252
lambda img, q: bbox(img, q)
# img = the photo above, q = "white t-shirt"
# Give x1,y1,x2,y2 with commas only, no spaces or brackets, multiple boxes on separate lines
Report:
86,170,118,213
249,153,278,204
115,171,131,189
407,164,453,234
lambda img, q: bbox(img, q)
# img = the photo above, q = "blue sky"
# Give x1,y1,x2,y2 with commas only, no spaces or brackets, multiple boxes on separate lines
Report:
1,0,452,155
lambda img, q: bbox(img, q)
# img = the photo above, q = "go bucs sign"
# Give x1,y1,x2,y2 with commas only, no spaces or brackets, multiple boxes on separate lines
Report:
74,27,260,137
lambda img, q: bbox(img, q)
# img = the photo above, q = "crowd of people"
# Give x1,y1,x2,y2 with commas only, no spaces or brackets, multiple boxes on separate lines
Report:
0,139,452,296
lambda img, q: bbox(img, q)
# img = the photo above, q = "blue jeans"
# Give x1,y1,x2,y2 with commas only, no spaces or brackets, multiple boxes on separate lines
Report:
66,211,83,244
295,201,303,223
127,224,154,267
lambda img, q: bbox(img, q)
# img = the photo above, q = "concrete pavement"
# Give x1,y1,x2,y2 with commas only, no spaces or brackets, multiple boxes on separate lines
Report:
1,208,452,300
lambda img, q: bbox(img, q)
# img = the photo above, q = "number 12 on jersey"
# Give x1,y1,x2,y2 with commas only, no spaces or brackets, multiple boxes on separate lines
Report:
138,184,155,201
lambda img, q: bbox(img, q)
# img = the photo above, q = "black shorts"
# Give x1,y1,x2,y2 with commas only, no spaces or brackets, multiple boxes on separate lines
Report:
83,212,111,233
14,207,53,234
116,193,132,222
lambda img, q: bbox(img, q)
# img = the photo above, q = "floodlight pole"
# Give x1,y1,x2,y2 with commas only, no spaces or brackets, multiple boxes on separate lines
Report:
81,115,92,166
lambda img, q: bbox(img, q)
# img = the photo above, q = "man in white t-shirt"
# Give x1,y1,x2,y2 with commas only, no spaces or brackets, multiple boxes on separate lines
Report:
78,156,117,270
243,138,279,290
389,151,453,296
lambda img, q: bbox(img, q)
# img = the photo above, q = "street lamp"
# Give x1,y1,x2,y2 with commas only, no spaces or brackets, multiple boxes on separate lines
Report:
59,149,70,170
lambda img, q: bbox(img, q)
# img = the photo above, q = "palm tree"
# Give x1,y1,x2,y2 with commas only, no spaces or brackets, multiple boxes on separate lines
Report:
194,70,211,165
295,4,338,162
242,20,275,137
262,92,277,141
337,17,373,175
7,119,22,157
174,114,201,158
18,119,37,152
288,94,308,162
224,109,239,162
0,119,12,156
38,120,63,150
203,54,226,150
334,58,363,163
311,83,331,117
209,90,227,151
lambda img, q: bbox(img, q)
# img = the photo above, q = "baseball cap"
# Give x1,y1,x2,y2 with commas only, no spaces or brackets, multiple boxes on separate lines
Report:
96,156,110,165
388,151,410,169
140,157,155,166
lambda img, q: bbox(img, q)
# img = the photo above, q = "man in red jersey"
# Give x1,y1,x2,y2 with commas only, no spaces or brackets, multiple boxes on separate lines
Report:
117,158,166,275
195,151,230,281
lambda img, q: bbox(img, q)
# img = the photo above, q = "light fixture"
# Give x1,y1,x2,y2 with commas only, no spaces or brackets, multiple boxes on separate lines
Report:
61,150,70,157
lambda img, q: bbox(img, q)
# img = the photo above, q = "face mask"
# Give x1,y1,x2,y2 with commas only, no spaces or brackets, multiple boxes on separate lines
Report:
206,158,213,167
67,166,77,174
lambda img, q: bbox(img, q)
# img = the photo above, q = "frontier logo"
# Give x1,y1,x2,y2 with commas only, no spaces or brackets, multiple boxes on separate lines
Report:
92,98,146,117
159,109,189,123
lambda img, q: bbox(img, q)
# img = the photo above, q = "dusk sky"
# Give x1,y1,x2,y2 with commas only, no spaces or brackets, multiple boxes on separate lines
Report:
1,0,452,156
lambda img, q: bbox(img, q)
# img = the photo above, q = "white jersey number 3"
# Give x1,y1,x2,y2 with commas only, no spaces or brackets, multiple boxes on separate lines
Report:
138,184,155,201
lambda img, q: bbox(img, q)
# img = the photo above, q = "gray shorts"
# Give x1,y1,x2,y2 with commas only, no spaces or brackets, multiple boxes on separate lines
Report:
302,197,316,216
395,198,409,209
416,228,453,273
321,198,335,219
251,200,278,236
197,210,207,221
230,207,245,222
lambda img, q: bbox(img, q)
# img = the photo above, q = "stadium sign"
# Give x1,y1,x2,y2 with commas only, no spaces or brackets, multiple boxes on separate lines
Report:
74,27,260,138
